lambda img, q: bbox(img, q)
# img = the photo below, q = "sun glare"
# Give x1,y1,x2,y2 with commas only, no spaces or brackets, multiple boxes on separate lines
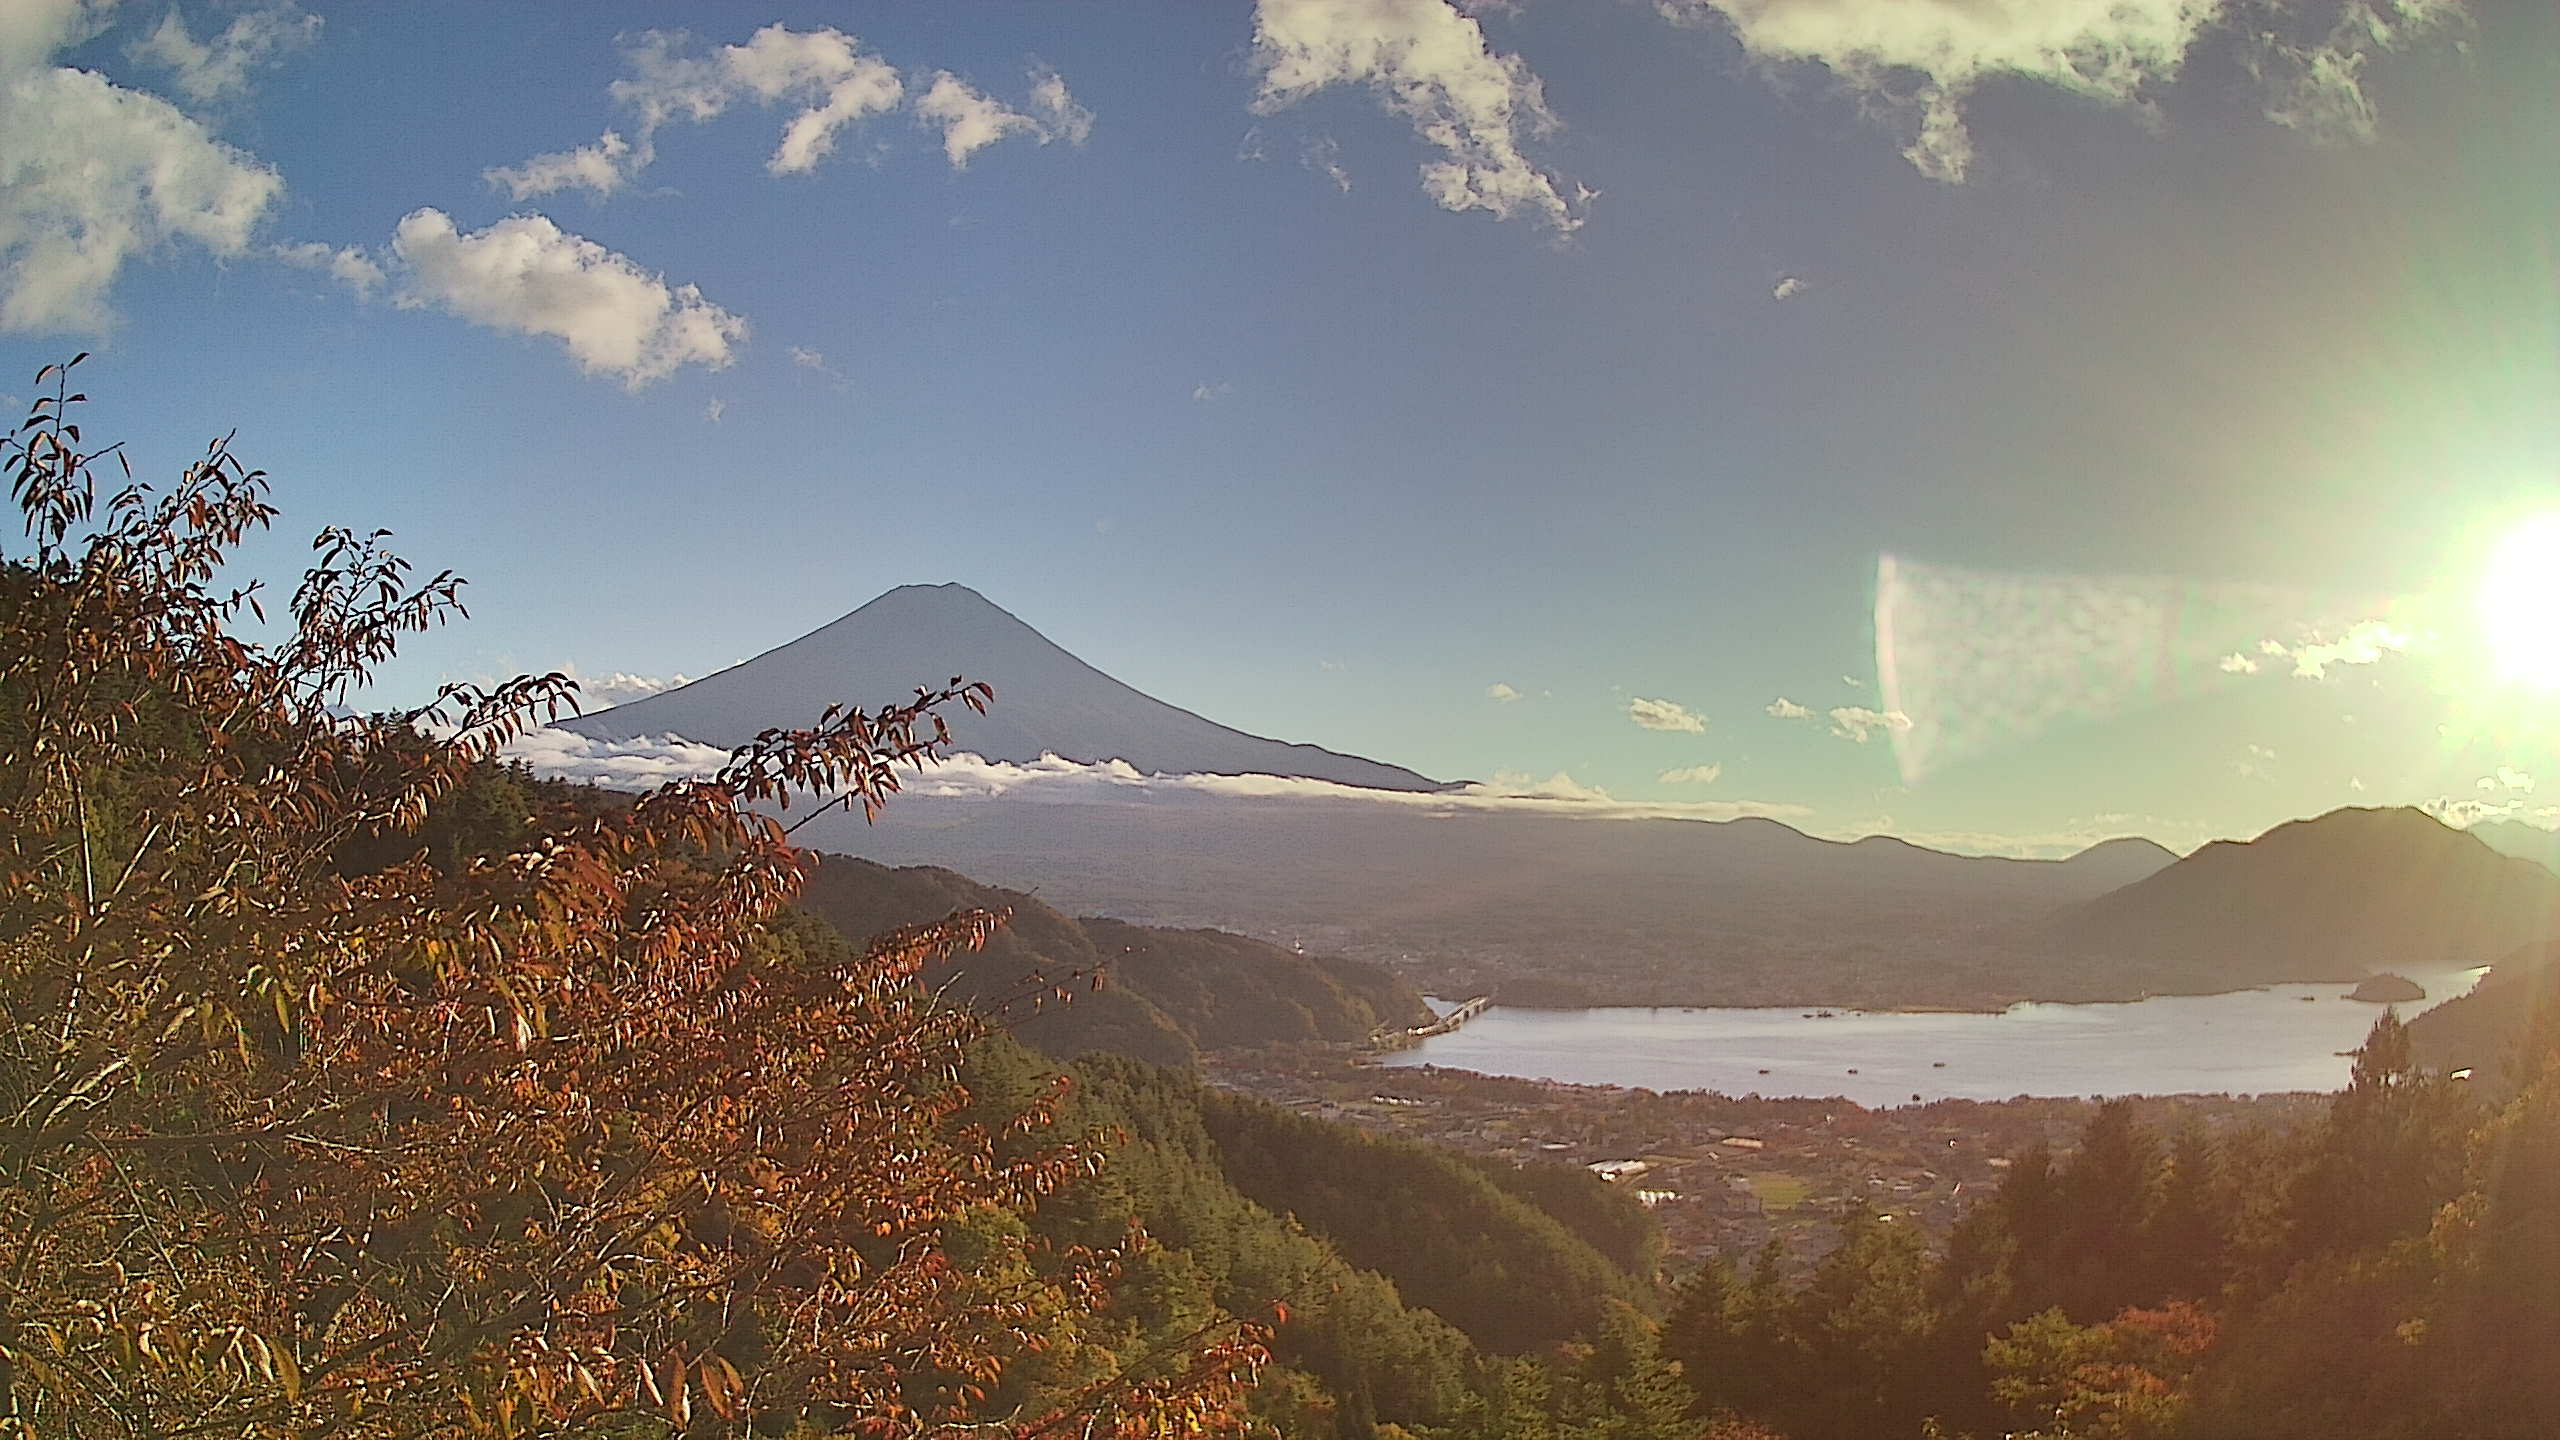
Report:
2480,514,2560,690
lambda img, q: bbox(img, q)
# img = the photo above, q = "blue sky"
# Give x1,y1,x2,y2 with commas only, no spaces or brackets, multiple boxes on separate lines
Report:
4,0,2555,854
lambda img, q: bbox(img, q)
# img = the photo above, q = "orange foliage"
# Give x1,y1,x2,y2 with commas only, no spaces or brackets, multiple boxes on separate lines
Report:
0,360,1262,1436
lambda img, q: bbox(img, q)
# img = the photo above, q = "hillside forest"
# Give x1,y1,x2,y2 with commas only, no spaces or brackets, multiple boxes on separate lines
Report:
6,376,2560,1438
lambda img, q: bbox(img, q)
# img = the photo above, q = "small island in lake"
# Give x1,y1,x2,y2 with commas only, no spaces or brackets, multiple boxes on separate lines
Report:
2349,972,2427,1003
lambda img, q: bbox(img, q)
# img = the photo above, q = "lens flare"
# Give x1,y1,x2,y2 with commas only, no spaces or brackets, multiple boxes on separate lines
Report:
2479,514,2560,691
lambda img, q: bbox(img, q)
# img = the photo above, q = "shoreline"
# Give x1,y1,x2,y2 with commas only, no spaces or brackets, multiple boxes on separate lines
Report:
1426,970,2481,1021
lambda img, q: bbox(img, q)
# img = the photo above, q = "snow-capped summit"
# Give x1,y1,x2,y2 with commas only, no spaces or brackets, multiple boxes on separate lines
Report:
556,583,1444,792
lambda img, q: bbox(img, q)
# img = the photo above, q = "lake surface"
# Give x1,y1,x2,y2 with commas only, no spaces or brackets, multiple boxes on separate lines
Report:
1380,970,2485,1107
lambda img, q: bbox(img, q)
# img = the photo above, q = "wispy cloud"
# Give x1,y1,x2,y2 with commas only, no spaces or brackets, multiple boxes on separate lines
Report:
2425,795,2560,830
1250,0,1580,230
1629,696,1707,733
487,132,636,202
2255,0,2468,143
1771,275,1807,301
1487,681,1522,703
788,344,850,386
1657,763,1723,785
1190,380,1235,403
488,26,1087,199
1766,696,1813,720
503,729,1813,824
270,240,384,298
565,668,692,709
916,68,1093,167
129,1,320,105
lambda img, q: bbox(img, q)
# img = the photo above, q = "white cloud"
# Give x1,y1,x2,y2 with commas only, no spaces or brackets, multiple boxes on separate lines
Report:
1250,0,1579,230
490,25,904,197
485,131,634,202
1655,0,2462,182
2479,766,2536,794
0,8,283,331
2424,796,2560,830
500,30,1089,193
567,669,691,708
1657,763,1723,784
2218,652,2260,674
1486,681,1521,702
1191,380,1236,402
914,72,1036,167
1657,0,2220,182
504,727,735,790
2266,618,2412,679
389,209,747,387
617,25,905,177
1766,696,1813,720
270,240,383,298
501,729,1816,825
704,397,725,423
129,2,320,104
2349,777,2367,792
1628,696,1707,733
1827,706,1914,743
1771,275,1807,301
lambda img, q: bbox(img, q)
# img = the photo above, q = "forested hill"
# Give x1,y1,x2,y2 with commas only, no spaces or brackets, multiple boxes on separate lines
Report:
2408,939,2560,1091
963,1041,1667,1436
2049,806,2560,988
796,854,1431,1065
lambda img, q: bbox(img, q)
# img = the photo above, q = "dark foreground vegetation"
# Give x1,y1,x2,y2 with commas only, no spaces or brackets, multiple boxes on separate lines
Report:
6,374,2559,1438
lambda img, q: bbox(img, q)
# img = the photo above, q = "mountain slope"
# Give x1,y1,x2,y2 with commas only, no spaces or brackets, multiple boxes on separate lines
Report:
2052,807,2560,989
2468,819,2560,874
794,854,1430,1065
2057,835,2182,890
793,798,2227,1009
560,583,1442,791
2408,940,2560,1091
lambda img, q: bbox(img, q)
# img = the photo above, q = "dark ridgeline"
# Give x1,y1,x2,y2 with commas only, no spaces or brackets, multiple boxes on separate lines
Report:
2467,817,2560,873
795,853,1431,1066
2049,805,2560,987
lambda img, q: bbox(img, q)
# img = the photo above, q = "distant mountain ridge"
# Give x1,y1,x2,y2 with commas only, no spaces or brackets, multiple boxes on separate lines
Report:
561,583,1444,792
2051,806,2560,990
2468,819,2560,874
795,796,2203,1010
794,854,1430,1066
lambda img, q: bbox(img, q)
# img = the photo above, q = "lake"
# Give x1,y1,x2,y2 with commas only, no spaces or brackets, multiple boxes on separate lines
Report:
1378,969,2485,1106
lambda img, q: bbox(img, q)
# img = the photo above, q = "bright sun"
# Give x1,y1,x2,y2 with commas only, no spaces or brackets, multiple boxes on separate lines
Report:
2480,513,2560,690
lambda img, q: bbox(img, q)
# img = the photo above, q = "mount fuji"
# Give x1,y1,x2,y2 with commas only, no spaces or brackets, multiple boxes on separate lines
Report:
557,583,1444,792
